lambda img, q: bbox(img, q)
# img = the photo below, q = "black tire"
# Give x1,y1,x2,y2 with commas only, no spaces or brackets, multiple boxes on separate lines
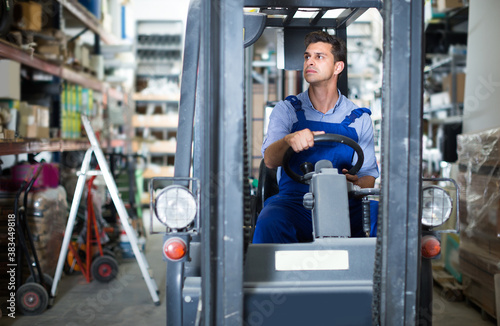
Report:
16,283,49,316
91,255,119,283
92,248,117,261
0,0,14,37
26,273,53,291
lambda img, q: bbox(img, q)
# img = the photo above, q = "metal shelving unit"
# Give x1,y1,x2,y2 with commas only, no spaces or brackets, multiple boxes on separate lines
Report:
0,1,125,156
56,0,120,45
133,20,183,181
0,139,89,156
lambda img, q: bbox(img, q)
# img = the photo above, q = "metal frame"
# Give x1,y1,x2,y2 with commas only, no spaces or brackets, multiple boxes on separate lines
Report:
377,0,424,324
171,0,425,324
51,116,160,305
202,1,245,324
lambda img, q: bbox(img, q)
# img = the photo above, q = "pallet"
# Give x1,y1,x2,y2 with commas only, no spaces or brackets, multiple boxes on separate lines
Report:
464,295,497,323
432,263,464,302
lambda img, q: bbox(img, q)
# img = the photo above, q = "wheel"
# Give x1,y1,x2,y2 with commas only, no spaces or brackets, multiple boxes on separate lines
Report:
16,282,48,316
66,243,86,273
92,248,117,261
282,133,364,184
26,273,53,291
91,255,119,283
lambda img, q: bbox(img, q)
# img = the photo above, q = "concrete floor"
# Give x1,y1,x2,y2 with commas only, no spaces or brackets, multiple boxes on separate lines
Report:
2,213,496,325
3,231,167,326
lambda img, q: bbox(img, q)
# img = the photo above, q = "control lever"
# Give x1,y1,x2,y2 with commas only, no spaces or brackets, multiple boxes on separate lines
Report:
362,197,371,237
350,188,380,237
300,162,314,175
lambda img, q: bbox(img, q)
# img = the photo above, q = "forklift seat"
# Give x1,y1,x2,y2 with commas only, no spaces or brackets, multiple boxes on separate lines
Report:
255,159,279,218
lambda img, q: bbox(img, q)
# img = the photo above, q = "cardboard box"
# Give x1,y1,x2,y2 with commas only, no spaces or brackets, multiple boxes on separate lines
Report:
81,45,91,69
2,129,15,139
18,104,50,138
34,105,49,127
14,1,42,31
0,60,21,100
429,91,450,108
436,0,463,13
132,114,178,128
19,124,37,138
37,43,62,56
442,72,465,103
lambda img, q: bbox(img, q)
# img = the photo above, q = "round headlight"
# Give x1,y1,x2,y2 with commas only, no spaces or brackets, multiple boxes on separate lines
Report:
155,185,197,229
422,186,453,227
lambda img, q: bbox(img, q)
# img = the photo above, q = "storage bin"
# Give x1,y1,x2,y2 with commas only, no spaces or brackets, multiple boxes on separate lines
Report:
78,0,101,19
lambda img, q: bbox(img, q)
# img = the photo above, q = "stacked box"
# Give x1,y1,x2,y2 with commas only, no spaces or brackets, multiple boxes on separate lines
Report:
61,82,67,138
0,60,21,100
456,127,500,318
13,1,42,31
436,0,464,13
18,103,50,138
61,82,93,138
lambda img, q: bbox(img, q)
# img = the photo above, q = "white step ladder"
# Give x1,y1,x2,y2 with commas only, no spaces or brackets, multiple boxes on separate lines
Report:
51,115,160,305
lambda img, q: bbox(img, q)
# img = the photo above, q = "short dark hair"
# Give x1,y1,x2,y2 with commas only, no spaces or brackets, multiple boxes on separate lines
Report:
304,31,347,64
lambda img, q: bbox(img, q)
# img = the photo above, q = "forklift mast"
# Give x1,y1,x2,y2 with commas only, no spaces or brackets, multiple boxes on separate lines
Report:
173,0,424,325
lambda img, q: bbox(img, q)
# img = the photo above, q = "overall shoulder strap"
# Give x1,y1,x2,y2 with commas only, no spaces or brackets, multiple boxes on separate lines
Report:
285,95,302,112
341,107,372,126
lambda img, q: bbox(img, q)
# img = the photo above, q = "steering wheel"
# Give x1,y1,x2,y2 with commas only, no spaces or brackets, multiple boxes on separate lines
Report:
282,133,364,184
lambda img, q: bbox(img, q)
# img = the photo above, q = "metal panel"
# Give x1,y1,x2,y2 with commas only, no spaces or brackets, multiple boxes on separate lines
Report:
284,28,313,70
199,2,213,325
336,27,348,96
196,8,212,324
243,239,375,325
203,0,245,325
310,9,328,26
175,0,201,179
244,0,382,9
266,17,337,28
244,239,376,283
378,0,424,325
336,8,368,29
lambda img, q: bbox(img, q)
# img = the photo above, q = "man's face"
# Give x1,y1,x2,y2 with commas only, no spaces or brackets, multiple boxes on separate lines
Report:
303,42,343,85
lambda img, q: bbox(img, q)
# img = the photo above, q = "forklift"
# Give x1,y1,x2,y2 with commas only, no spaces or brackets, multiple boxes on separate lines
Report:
149,0,459,325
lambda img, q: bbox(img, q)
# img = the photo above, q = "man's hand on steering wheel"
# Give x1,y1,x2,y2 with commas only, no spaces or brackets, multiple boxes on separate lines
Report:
284,129,325,152
342,169,359,184
343,168,376,188
283,133,365,185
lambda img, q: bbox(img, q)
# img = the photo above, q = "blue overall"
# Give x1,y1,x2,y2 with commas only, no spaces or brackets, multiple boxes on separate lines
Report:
253,96,372,243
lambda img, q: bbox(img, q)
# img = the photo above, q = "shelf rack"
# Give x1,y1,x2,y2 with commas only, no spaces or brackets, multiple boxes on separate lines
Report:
56,0,120,45
0,1,128,156
0,139,89,156
0,39,122,99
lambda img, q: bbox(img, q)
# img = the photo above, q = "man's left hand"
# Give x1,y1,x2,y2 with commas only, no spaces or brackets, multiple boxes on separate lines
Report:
342,169,359,184
342,169,376,188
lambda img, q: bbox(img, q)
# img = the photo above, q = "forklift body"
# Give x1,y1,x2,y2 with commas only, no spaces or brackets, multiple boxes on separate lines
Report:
149,0,439,325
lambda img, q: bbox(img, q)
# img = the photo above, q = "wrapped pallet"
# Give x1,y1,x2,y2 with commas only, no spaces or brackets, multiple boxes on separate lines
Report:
457,127,500,319
24,186,68,277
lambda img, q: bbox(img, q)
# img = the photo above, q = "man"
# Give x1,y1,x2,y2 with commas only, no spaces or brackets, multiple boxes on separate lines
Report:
252,31,379,244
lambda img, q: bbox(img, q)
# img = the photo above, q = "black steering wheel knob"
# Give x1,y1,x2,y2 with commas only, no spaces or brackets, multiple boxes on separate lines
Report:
300,162,314,175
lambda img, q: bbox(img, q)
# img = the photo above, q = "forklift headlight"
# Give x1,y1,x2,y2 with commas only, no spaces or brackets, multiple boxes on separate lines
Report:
155,185,197,229
421,186,453,227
